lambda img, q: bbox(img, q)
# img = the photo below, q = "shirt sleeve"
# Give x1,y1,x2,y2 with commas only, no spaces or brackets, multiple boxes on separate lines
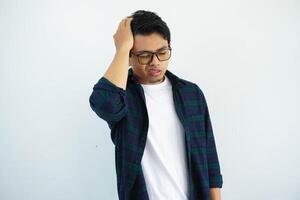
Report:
197,85,223,188
89,76,128,129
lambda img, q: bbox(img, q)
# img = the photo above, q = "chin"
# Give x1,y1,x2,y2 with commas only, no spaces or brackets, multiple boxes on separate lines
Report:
154,76,165,83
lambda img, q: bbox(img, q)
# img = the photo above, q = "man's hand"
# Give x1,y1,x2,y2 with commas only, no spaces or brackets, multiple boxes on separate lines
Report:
113,17,134,53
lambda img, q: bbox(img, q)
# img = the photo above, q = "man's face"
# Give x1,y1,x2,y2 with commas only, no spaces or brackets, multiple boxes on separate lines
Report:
129,33,170,85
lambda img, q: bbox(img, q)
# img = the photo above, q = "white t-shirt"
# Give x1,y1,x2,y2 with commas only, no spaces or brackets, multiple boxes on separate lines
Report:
140,76,189,200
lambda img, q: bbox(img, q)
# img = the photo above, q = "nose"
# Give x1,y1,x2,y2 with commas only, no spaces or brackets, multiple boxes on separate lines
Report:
149,54,160,65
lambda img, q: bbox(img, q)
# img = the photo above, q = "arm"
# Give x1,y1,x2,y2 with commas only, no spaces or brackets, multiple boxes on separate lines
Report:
196,86,223,190
89,76,127,129
103,17,133,90
203,94,223,188
89,17,134,128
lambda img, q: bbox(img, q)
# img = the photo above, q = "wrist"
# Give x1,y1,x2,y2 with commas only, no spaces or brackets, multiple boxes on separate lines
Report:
116,46,131,54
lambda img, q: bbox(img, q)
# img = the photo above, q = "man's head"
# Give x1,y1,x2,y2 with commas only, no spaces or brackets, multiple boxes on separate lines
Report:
128,10,171,85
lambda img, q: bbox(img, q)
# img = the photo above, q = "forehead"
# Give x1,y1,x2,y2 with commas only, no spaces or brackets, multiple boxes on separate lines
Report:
132,33,169,52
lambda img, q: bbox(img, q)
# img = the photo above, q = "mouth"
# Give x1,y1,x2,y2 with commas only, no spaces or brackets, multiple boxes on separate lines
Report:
148,68,162,77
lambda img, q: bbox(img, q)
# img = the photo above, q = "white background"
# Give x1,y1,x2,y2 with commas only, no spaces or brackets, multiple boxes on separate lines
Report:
1,0,300,199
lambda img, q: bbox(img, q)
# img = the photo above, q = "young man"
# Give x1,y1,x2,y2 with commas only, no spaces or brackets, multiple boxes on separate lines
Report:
89,10,223,200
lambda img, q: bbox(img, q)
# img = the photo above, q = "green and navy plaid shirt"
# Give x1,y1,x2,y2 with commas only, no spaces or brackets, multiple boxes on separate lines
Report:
89,68,223,200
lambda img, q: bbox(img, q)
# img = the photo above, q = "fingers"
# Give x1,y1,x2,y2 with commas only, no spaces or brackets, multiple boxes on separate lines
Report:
118,17,133,30
124,17,133,28
118,19,125,30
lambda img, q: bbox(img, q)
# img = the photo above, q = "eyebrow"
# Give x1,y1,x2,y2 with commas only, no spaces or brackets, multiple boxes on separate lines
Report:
136,45,169,54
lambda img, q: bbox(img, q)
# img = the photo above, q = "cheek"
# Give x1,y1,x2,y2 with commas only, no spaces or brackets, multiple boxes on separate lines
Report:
140,68,148,75
132,66,146,76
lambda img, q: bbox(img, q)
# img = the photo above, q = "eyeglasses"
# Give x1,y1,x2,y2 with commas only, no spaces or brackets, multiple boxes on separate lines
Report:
130,47,172,65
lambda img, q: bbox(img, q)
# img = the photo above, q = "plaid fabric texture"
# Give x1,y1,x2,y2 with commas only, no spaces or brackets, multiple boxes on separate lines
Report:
89,68,223,200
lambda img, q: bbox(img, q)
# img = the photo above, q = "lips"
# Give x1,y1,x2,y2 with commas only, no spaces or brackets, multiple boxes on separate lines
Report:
148,68,161,76
149,69,161,73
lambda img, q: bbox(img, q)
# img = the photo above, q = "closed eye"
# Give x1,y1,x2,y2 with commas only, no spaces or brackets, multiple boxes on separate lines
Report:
139,53,152,58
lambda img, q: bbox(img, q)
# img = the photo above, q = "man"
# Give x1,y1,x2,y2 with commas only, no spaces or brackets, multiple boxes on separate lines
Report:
89,10,223,200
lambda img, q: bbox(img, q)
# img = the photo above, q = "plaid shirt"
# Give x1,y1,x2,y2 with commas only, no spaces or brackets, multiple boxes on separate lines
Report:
89,68,223,200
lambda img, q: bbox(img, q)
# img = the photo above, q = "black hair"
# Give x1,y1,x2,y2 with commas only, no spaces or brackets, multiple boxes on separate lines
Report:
129,10,171,44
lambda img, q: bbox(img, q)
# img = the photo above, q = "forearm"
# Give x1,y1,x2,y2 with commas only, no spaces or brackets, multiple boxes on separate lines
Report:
210,188,221,200
104,48,130,90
